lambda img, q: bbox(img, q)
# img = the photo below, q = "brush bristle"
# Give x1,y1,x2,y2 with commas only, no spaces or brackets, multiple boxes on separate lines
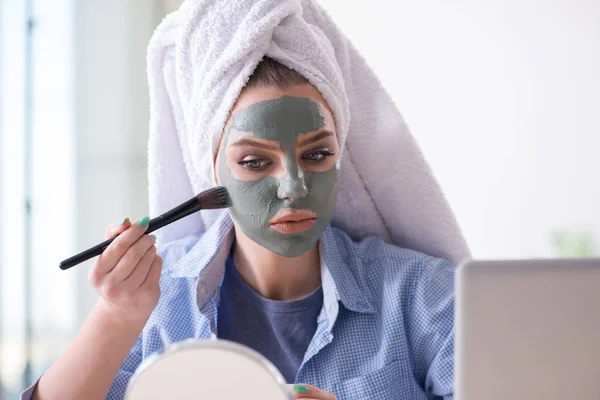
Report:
196,186,232,209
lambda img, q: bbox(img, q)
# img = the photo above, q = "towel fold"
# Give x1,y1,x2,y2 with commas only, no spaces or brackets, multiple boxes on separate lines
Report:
146,0,470,264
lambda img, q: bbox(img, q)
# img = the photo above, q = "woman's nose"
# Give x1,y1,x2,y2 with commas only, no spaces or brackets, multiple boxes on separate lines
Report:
277,162,308,200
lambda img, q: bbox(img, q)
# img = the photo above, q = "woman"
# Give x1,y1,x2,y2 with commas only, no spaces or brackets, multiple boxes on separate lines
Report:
25,58,455,400
25,1,466,399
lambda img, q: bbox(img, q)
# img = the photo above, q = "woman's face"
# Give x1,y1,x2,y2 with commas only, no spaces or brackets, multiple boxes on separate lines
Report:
215,84,340,257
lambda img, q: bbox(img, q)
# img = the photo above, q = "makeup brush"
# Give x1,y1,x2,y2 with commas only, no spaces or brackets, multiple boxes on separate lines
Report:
59,186,232,270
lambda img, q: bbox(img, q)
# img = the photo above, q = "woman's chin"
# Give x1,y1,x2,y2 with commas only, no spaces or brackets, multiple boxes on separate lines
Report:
258,236,318,258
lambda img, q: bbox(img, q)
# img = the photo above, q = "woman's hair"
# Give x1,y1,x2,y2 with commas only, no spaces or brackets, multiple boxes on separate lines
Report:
246,57,309,89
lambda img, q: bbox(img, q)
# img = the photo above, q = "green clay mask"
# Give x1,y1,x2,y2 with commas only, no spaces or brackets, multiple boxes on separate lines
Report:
217,96,340,257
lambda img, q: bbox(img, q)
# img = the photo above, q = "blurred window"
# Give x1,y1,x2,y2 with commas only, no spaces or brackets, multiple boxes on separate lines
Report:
0,1,76,398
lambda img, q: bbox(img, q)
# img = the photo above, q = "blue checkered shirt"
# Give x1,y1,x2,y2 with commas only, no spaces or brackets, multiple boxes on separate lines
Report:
108,211,455,399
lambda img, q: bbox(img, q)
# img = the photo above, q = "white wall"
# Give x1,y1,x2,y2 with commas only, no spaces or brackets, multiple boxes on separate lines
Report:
73,0,165,324
163,0,183,14
320,0,600,258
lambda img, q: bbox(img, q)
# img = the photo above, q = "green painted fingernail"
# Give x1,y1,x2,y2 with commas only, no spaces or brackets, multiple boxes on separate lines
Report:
150,234,157,241
138,216,150,228
293,384,309,394
119,217,129,225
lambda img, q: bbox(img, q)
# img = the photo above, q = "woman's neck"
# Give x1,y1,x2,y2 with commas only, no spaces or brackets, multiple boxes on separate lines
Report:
231,228,321,301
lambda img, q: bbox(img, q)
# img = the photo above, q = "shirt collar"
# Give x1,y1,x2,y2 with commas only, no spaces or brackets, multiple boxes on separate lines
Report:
167,212,376,315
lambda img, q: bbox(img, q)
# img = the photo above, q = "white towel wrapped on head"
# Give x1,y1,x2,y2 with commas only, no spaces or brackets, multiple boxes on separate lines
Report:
146,0,470,265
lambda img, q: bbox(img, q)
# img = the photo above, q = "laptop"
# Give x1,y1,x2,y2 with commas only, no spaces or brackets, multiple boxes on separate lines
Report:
455,258,600,400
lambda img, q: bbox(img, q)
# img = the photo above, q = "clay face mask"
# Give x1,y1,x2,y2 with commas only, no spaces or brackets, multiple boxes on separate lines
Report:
217,96,340,257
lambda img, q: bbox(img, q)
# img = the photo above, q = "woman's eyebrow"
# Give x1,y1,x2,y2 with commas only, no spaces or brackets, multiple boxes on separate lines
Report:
298,130,334,146
229,137,280,151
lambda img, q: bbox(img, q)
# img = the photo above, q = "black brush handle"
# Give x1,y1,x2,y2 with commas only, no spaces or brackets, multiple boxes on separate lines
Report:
145,197,201,233
59,237,115,270
59,198,201,270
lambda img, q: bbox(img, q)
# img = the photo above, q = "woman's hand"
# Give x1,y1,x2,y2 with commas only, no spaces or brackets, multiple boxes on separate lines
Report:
88,217,163,324
33,217,163,400
289,384,337,400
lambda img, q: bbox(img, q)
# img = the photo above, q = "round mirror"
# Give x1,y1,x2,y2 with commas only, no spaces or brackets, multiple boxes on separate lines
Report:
125,339,291,400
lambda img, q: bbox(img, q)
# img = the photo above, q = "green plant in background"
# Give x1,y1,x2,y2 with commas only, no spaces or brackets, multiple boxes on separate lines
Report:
551,230,598,258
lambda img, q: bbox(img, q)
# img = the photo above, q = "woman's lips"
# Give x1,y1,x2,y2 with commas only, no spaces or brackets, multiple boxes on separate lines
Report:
269,219,316,234
268,209,317,234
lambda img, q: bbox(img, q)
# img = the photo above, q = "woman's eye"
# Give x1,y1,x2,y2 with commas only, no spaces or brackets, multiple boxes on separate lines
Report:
303,150,334,163
238,157,271,171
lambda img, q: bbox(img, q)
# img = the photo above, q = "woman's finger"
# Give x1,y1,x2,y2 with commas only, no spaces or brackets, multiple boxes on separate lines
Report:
104,217,131,239
121,241,157,290
140,254,162,292
289,384,337,400
95,217,150,276
106,234,155,283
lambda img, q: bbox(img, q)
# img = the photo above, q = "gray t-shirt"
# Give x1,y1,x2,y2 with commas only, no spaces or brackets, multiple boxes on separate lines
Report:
217,254,323,383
